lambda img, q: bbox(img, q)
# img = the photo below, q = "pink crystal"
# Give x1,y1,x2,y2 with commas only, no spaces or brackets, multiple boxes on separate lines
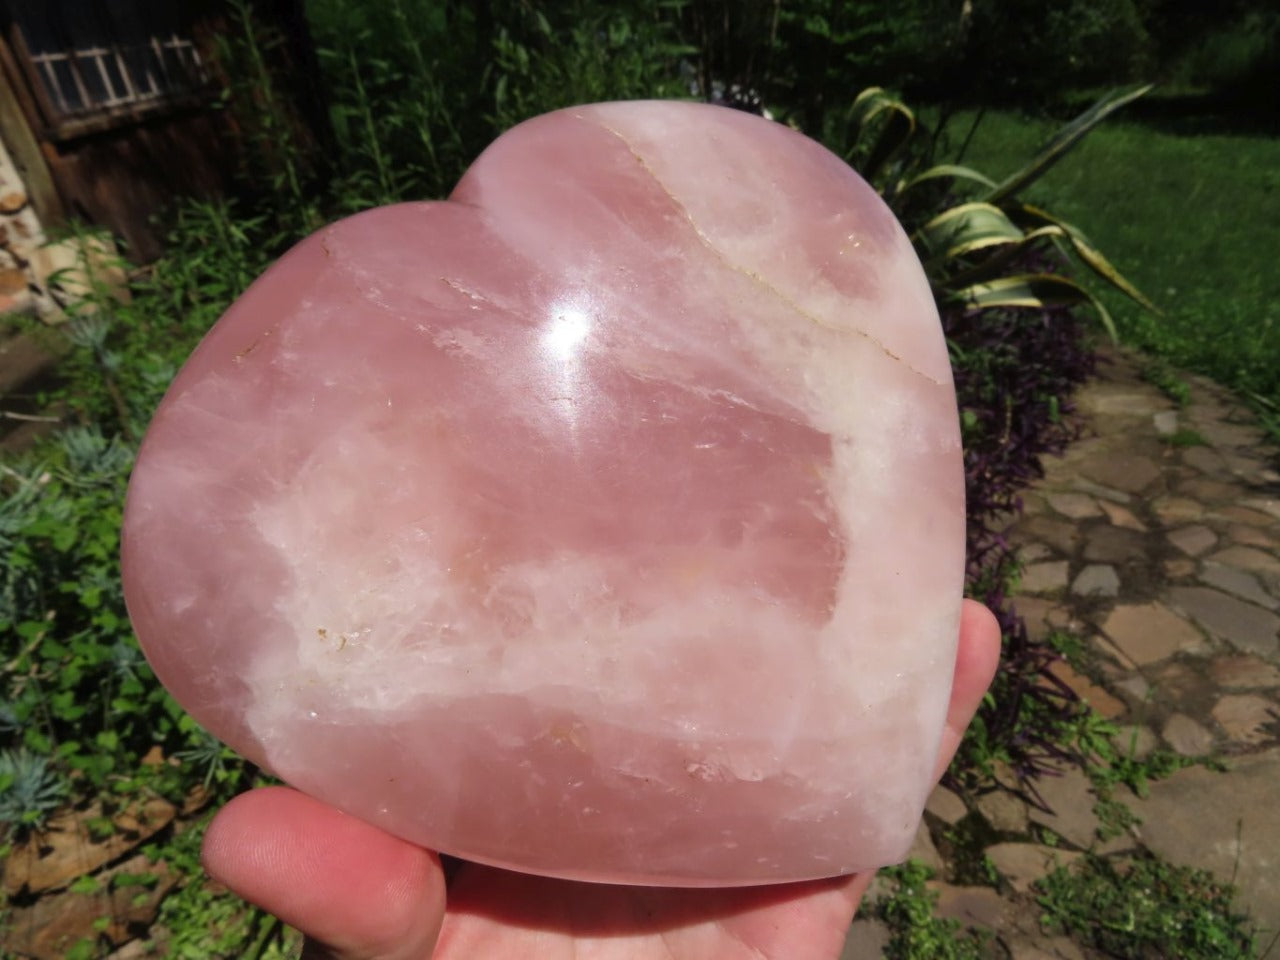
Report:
122,101,964,886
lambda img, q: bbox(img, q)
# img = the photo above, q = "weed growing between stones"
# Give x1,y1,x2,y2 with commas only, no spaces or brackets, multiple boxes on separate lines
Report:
1141,356,1194,407
1165,427,1209,448
873,861,989,960
1035,855,1257,958
937,812,1004,886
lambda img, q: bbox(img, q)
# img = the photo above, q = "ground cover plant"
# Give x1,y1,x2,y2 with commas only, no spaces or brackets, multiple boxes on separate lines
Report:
2,1,1271,954
1036,855,1257,958
873,860,988,960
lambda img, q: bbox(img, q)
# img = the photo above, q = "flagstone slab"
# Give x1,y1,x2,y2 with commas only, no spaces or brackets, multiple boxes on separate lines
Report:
840,918,891,960
1128,749,1280,924
1020,561,1070,595
906,819,943,872
1101,602,1203,665
1011,596,1068,643
1168,586,1280,658
924,785,968,826
1048,661,1125,718
1029,766,1098,850
1080,454,1162,494
1018,517,1081,555
1182,446,1228,474
1080,385,1167,418
1209,655,1280,690
930,883,1009,930
1097,500,1146,531
1162,713,1215,756
1201,562,1279,611
1162,556,1199,579
1196,420,1266,449
1212,506,1278,527
1152,659,1209,701
1152,410,1178,436
975,788,1031,835
1045,492,1101,519
2,796,176,897
1242,498,1280,521
1166,524,1217,557
1071,564,1121,598
1211,694,1278,746
1151,497,1205,524
1018,542,1056,564
1082,526,1147,564
1068,477,1132,504
1228,525,1280,550
1209,546,1280,578
1176,477,1243,503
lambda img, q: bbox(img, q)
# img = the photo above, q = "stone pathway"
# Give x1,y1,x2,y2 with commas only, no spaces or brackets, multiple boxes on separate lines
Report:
846,347,1280,958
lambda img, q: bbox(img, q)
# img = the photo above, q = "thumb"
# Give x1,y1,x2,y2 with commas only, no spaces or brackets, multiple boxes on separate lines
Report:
203,786,446,960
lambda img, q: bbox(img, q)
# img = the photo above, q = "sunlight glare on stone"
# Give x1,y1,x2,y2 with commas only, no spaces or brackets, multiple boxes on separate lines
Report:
542,303,592,362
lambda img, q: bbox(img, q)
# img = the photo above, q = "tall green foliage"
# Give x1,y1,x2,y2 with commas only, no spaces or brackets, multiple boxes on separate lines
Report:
963,0,1152,105
488,4,692,132
301,0,691,210
0,207,269,836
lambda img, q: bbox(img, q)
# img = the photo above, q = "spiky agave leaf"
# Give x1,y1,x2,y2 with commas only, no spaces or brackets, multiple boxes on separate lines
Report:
952,273,1118,342
897,163,997,197
1010,204,1161,314
845,84,1156,338
982,84,1154,205
918,202,1033,261
845,86,916,185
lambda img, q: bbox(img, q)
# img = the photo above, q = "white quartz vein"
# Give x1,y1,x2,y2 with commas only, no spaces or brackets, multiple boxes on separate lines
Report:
584,117,942,388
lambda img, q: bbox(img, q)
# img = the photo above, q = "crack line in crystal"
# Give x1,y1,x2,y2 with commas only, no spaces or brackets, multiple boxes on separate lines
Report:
440,276,493,304
233,323,279,364
587,117,941,387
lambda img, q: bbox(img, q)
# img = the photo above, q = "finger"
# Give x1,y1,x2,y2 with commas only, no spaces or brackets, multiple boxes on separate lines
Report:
932,598,1002,780
202,786,446,960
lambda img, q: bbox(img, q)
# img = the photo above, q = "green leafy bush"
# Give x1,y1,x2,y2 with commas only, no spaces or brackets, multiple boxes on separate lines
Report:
488,5,691,133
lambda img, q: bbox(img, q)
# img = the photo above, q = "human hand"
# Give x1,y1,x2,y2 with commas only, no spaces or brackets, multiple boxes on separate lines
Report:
203,599,1000,960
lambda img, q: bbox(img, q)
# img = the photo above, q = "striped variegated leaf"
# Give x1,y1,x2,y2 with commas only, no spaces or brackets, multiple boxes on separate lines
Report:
936,225,1066,289
1013,204,1162,314
952,273,1118,342
847,87,916,185
919,202,1025,260
899,163,998,195
983,84,1153,205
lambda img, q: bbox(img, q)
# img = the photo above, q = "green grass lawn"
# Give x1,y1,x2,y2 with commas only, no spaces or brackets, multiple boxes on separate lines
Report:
939,106,1280,416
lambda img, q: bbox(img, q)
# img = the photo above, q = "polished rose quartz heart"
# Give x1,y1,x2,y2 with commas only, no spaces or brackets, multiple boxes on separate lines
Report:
122,101,964,886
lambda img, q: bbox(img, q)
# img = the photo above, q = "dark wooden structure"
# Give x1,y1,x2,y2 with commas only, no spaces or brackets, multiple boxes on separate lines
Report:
0,0,317,263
